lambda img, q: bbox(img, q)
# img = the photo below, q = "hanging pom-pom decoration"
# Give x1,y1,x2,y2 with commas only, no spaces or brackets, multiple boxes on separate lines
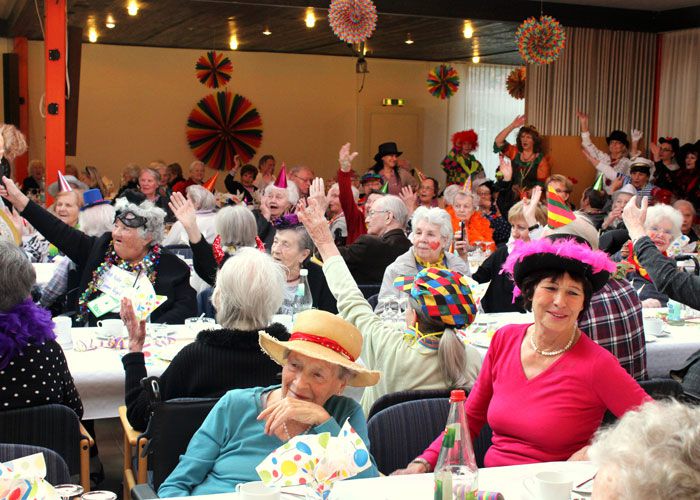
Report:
426,64,460,100
186,91,263,169
195,51,233,88
516,15,566,65
328,0,378,44
506,66,526,99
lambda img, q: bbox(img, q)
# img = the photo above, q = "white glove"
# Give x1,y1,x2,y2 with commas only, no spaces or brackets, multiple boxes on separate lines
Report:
631,129,643,143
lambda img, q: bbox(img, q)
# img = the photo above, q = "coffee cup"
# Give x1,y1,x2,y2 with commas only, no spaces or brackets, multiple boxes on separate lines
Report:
97,319,123,337
523,471,572,500
185,316,216,334
53,316,73,350
235,481,280,500
643,317,664,337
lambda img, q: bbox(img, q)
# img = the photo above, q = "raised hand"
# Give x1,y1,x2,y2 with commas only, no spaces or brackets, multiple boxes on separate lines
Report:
120,297,146,353
576,111,589,133
622,195,648,242
296,197,336,257
631,129,643,143
498,155,513,182
308,177,328,213
0,176,29,212
523,185,543,227
168,191,201,243
512,115,526,128
338,143,359,172
399,185,417,215
649,142,660,162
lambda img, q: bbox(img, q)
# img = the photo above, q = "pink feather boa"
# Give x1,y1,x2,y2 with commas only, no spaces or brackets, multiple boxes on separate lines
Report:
501,238,617,298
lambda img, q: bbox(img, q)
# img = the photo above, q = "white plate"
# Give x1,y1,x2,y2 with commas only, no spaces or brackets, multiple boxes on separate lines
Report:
644,336,657,343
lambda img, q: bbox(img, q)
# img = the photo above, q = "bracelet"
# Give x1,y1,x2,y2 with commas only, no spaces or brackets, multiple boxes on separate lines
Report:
410,458,433,473
528,223,540,232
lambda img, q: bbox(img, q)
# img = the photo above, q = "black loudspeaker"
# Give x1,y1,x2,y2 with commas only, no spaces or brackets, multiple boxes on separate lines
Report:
2,53,20,127
65,26,83,156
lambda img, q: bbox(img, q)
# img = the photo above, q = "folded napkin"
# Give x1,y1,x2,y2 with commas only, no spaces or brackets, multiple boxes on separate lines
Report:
1,453,57,500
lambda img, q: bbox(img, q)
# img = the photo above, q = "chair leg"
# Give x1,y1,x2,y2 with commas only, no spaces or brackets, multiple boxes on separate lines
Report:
79,437,91,493
136,438,148,484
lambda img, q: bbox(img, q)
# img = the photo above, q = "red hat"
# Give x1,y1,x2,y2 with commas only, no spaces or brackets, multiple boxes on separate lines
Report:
274,163,288,189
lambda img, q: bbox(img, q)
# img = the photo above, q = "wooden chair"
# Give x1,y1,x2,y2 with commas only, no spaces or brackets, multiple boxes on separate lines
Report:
120,406,148,500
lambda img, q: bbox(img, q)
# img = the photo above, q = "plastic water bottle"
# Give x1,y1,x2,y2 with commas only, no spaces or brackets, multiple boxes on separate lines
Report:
434,389,478,500
291,269,313,320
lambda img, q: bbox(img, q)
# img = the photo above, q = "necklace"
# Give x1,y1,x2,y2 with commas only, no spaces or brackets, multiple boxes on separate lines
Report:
529,325,578,357
282,421,311,442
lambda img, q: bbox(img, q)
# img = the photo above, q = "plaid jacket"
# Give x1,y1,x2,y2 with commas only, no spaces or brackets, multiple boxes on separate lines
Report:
579,278,648,380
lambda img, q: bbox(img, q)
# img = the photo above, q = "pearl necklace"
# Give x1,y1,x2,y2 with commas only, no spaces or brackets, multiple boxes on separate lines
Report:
282,421,311,442
529,326,578,357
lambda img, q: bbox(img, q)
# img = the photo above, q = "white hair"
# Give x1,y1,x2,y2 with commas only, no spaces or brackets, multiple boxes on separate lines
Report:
329,183,360,202
673,199,696,216
186,184,216,211
453,189,479,207
644,204,683,240
79,204,116,237
589,400,700,499
212,248,286,330
215,205,257,248
411,206,454,248
375,194,409,228
113,196,166,244
442,185,462,206
263,183,298,206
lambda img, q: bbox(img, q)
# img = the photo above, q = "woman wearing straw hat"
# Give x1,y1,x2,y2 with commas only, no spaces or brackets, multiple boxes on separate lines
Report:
157,308,380,497
296,199,482,416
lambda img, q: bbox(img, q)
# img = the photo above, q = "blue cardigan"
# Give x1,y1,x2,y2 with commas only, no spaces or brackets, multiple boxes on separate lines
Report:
158,385,378,497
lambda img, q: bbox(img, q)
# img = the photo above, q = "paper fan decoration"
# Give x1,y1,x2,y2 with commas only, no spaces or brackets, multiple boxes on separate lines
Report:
195,51,233,88
506,66,526,99
328,0,378,44
186,91,263,169
427,64,460,99
516,15,566,65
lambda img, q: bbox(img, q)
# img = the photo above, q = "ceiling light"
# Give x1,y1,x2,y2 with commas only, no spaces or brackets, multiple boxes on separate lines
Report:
88,27,98,43
127,0,138,16
305,7,316,28
106,15,116,29
472,55,480,64
262,26,271,36
405,33,414,45
229,34,238,50
463,21,474,39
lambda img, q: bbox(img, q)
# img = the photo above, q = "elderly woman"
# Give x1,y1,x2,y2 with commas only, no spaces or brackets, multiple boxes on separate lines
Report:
440,129,485,186
590,400,700,499
272,215,337,314
116,163,140,199
494,115,551,189
21,160,43,197
137,167,171,216
396,236,650,474
475,180,511,246
0,179,197,325
256,181,298,249
449,189,495,257
601,184,636,233
157,308,380,496
23,187,83,263
296,199,482,415
163,185,217,246
121,248,292,431
376,206,470,310
623,204,683,307
0,240,83,416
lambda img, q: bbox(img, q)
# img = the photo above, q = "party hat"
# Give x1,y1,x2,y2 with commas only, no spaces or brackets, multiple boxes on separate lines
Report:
462,177,472,193
57,171,73,192
379,182,389,194
592,173,605,191
415,168,427,183
547,186,576,228
274,163,288,189
202,172,219,192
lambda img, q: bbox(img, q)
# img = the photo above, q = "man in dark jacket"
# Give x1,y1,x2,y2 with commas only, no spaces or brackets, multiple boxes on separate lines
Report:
338,194,411,285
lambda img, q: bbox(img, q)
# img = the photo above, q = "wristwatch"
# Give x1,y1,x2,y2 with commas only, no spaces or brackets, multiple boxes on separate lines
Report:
410,458,433,472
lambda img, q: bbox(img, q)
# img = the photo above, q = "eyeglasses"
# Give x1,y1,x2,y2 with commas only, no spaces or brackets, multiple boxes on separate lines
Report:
115,210,147,228
367,209,389,217
293,174,314,184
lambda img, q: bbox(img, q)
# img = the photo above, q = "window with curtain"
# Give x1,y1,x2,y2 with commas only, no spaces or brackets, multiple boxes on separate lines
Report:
461,64,525,179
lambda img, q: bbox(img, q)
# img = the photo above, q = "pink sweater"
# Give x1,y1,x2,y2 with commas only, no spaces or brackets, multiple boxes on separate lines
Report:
419,323,651,467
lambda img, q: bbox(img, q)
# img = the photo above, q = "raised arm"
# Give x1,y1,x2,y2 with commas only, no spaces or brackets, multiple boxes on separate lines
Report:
495,115,525,149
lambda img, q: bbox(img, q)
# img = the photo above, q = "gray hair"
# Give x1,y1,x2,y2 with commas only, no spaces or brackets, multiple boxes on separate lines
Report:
114,196,166,244
673,199,696,216
213,247,286,330
140,167,161,184
644,204,683,240
277,226,314,255
411,206,453,248
263,183,299,207
123,163,141,181
0,241,35,311
186,184,216,211
214,205,257,248
453,189,479,207
375,194,409,228
329,183,359,202
79,204,117,237
589,400,700,499
442,185,462,206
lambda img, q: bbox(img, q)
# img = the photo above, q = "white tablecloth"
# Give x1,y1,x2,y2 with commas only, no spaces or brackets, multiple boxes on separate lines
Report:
64,325,197,420
184,461,597,499
464,311,700,379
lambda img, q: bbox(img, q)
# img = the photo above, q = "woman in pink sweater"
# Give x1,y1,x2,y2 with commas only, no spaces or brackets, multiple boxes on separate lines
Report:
395,237,651,473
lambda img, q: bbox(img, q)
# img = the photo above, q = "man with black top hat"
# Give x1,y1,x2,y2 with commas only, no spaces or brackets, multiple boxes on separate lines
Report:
370,142,416,195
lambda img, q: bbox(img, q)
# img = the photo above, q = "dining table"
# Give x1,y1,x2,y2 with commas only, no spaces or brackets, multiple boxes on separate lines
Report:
175,461,598,499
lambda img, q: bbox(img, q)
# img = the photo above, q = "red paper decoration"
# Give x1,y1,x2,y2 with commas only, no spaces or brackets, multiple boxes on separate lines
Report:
506,66,526,99
195,51,233,88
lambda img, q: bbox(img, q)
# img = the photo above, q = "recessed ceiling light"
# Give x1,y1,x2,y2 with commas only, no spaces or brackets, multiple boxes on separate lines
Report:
305,7,316,28
229,34,238,50
88,27,98,43
127,0,138,16
472,55,480,63
405,33,414,45
262,26,271,35
463,21,474,39
105,15,116,29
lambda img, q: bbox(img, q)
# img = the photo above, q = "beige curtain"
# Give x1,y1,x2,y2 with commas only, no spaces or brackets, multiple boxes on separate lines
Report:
658,28,700,142
525,27,656,139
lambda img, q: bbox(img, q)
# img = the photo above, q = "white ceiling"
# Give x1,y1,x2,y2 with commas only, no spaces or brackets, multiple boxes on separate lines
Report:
545,0,700,11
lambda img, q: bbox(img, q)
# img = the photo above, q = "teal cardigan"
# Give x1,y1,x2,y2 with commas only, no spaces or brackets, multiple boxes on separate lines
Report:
158,385,378,497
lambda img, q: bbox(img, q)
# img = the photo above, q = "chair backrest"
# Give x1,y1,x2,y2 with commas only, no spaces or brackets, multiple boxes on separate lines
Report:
367,398,450,475
196,287,217,319
602,378,685,426
0,443,71,485
145,397,219,490
0,404,84,475
367,388,454,421
599,228,629,256
358,284,381,300
366,293,379,311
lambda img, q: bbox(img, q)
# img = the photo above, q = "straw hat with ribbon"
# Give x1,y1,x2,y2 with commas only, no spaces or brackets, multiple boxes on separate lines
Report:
259,309,380,387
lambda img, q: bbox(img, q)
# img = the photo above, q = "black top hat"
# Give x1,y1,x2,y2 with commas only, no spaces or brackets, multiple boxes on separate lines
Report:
373,142,403,163
659,137,680,154
606,130,629,149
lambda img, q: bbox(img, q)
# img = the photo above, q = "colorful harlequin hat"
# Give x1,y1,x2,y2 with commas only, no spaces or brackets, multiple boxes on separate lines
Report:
360,172,382,184
393,268,477,327
258,309,380,387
